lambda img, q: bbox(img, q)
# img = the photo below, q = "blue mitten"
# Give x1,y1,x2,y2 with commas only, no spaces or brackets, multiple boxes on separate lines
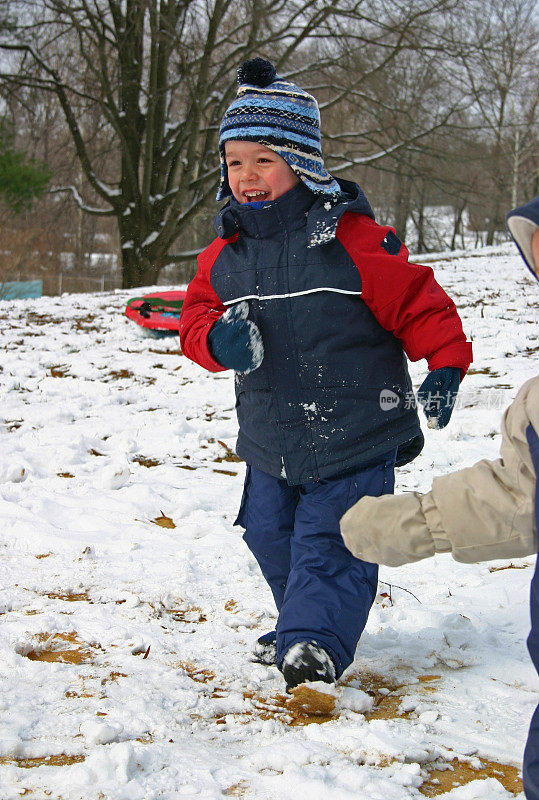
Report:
208,301,264,373
417,367,461,429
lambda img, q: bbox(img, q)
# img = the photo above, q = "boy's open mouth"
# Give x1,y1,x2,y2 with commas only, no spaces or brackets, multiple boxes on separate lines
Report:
243,190,270,201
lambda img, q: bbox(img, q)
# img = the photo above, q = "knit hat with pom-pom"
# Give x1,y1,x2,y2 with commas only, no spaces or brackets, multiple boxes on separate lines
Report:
217,57,340,201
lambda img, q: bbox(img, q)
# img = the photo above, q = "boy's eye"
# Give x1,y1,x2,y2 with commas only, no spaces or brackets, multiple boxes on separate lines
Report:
227,160,241,167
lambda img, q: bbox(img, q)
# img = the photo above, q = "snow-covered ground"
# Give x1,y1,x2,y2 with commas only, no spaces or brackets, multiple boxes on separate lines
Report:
0,243,537,800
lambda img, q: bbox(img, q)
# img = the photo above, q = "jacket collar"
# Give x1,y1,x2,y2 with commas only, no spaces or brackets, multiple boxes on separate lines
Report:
306,178,374,248
214,182,314,240
214,178,374,247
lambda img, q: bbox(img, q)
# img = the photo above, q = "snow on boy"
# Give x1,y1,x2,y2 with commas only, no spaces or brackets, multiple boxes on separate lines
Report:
179,58,473,691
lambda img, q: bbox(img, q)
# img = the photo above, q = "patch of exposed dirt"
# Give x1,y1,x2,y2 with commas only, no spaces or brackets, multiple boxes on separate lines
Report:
205,667,431,729
420,756,522,796
133,455,162,468
489,563,530,572
103,368,156,386
467,367,500,376
22,632,100,664
178,660,216,684
73,315,101,333
44,590,92,602
155,602,206,623
343,671,521,794
286,684,337,719
65,690,95,699
343,669,410,720
148,348,179,355
417,674,442,693
240,688,337,726
101,671,128,685
106,368,134,380
57,472,75,478
25,312,58,326
35,553,53,559
0,754,86,769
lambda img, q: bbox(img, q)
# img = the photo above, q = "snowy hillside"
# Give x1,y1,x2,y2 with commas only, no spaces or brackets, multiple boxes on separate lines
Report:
0,243,537,800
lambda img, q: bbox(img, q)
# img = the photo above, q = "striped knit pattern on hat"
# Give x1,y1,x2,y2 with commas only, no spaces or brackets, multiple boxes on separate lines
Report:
217,58,341,201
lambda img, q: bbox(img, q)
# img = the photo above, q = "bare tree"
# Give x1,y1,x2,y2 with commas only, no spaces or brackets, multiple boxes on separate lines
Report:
454,0,538,244
315,0,538,249
0,0,468,288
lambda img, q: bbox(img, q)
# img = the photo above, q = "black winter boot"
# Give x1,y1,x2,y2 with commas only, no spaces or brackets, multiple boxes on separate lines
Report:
280,641,336,691
252,630,277,665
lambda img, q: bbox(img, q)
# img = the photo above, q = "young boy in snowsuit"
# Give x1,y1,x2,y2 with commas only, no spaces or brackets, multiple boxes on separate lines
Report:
341,196,538,797
180,58,473,690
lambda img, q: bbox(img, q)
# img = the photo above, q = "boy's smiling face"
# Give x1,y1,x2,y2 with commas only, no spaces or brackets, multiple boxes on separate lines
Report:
224,140,300,203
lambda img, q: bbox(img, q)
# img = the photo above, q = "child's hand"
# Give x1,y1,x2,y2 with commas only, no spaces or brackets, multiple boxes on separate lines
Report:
208,301,264,373
417,367,461,429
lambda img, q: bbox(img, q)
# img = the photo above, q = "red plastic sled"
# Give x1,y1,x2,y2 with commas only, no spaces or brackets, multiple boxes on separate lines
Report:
125,290,187,337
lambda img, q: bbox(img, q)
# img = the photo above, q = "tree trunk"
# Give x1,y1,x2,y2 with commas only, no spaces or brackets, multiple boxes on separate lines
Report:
451,201,466,250
393,163,412,244
414,180,427,253
511,128,520,208
121,247,162,289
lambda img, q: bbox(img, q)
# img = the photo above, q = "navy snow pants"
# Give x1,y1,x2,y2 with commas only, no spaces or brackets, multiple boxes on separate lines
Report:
235,453,396,677
525,548,539,800
523,423,539,799
524,701,539,800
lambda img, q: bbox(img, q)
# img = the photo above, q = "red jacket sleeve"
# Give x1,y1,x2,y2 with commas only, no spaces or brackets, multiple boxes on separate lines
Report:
179,235,237,372
336,214,473,378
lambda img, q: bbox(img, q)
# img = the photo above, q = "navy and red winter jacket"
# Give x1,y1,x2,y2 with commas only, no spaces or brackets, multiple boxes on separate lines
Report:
180,179,473,485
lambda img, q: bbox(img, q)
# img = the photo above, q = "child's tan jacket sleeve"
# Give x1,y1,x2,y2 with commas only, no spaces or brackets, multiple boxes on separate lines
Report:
341,377,539,566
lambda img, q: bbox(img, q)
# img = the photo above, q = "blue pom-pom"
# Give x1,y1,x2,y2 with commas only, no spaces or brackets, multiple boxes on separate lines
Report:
237,58,277,88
